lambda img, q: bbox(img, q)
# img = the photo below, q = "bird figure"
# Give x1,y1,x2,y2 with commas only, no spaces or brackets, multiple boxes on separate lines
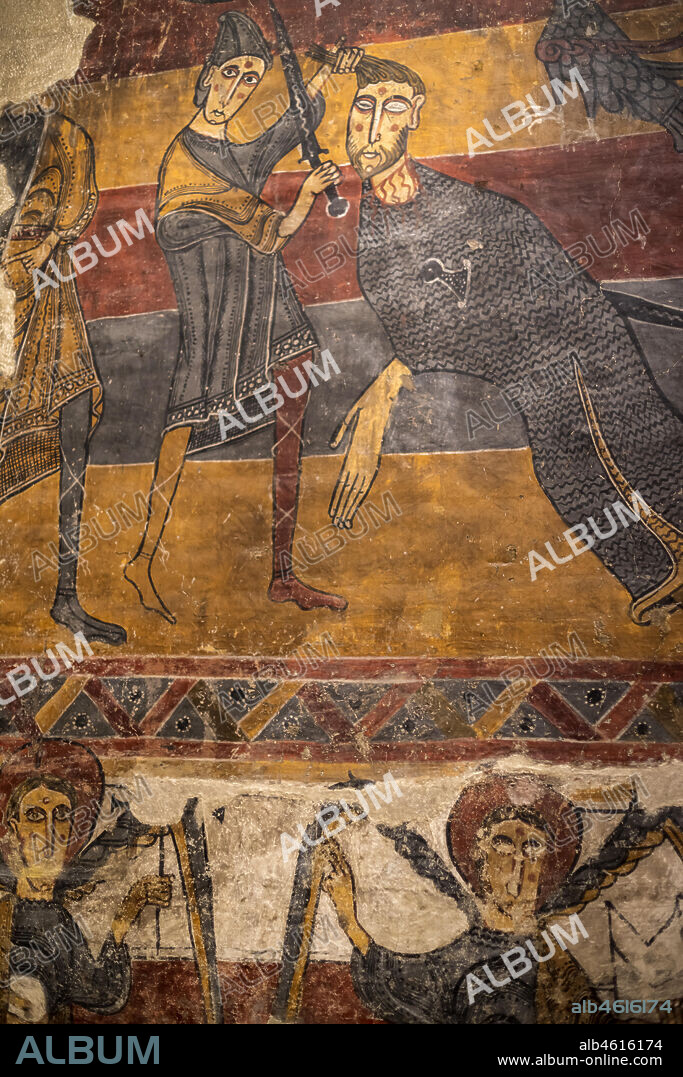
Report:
536,0,683,150
329,771,376,791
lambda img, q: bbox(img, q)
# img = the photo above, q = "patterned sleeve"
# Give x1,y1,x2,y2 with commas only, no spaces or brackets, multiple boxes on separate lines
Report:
350,941,445,1024
54,117,99,239
68,929,132,1015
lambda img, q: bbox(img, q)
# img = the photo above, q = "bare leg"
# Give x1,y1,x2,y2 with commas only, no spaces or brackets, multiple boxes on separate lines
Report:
51,391,127,645
124,425,191,623
268,352,347,612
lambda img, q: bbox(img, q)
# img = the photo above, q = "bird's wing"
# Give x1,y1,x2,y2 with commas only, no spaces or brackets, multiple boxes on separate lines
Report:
541,806,683,919
376,823,479,920
537,0,683,139
645,60,683,82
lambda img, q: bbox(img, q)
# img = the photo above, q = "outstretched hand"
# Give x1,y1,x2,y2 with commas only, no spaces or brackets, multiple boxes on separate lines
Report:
329,359,413,528
319,837,357,925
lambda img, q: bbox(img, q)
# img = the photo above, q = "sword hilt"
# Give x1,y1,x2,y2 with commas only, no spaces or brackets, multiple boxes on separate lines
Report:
324,185,349,218
306,149,349,218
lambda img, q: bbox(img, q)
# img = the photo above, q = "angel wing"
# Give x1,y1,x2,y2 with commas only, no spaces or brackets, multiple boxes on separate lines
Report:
541,805,683,918
536,0,683,150
376,822,479,921
55,800,160,897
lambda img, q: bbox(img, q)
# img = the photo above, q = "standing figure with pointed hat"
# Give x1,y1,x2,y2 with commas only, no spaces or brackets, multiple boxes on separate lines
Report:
125,12,364,621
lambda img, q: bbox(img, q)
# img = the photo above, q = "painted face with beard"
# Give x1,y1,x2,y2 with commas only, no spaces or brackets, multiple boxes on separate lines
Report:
346,79,425,180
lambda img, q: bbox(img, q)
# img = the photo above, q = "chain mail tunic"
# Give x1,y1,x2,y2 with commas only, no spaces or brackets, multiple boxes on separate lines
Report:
357,162,683,601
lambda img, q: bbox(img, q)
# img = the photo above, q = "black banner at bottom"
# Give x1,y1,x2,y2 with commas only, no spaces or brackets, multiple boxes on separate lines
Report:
3,1021,680,1068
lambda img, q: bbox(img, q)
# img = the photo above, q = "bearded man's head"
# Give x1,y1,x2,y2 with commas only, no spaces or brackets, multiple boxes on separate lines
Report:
345,56,426,180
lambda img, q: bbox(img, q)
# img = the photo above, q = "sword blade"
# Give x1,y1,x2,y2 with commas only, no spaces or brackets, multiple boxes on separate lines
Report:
267,0,319,162
267,0,350,218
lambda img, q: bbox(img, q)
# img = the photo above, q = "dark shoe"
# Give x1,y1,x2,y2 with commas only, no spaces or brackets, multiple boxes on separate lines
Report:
51,590,127,646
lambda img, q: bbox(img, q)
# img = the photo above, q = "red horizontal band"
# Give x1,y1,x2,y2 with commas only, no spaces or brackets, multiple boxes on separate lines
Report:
0,735,679,764
75,133,681,323
0,654,679,679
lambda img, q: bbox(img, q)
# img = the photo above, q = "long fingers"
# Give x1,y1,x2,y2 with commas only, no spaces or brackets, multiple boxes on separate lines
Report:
320,166,342,190
348,47,365,72
330,466,376,528
329,465,354,521
332,49,348,74
333,47,364,74
334,472,361,527
144,876,173,907
315,161,340,182
338,474,374,528
312,161,342,193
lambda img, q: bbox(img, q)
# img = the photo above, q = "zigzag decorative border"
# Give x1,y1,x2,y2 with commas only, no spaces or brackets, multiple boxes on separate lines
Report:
0,658,680,762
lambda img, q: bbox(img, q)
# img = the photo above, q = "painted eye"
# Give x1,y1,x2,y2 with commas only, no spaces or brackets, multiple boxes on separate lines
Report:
243,74,260,85
222,66,239,79
384,99,410,113
353,97,375,112
24,808,45,823
492,835,514,850
54,805,71,821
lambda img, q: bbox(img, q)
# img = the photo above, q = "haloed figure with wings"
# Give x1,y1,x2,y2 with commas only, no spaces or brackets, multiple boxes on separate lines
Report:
277,774,682,1023
0,740,171,1024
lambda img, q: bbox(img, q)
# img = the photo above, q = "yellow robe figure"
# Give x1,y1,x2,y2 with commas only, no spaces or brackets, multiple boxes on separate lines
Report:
0,112,102,504
0,111,125,645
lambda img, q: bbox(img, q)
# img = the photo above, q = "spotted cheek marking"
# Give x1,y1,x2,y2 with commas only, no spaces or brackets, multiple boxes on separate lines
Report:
355,123,363,132
390,124,399,132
